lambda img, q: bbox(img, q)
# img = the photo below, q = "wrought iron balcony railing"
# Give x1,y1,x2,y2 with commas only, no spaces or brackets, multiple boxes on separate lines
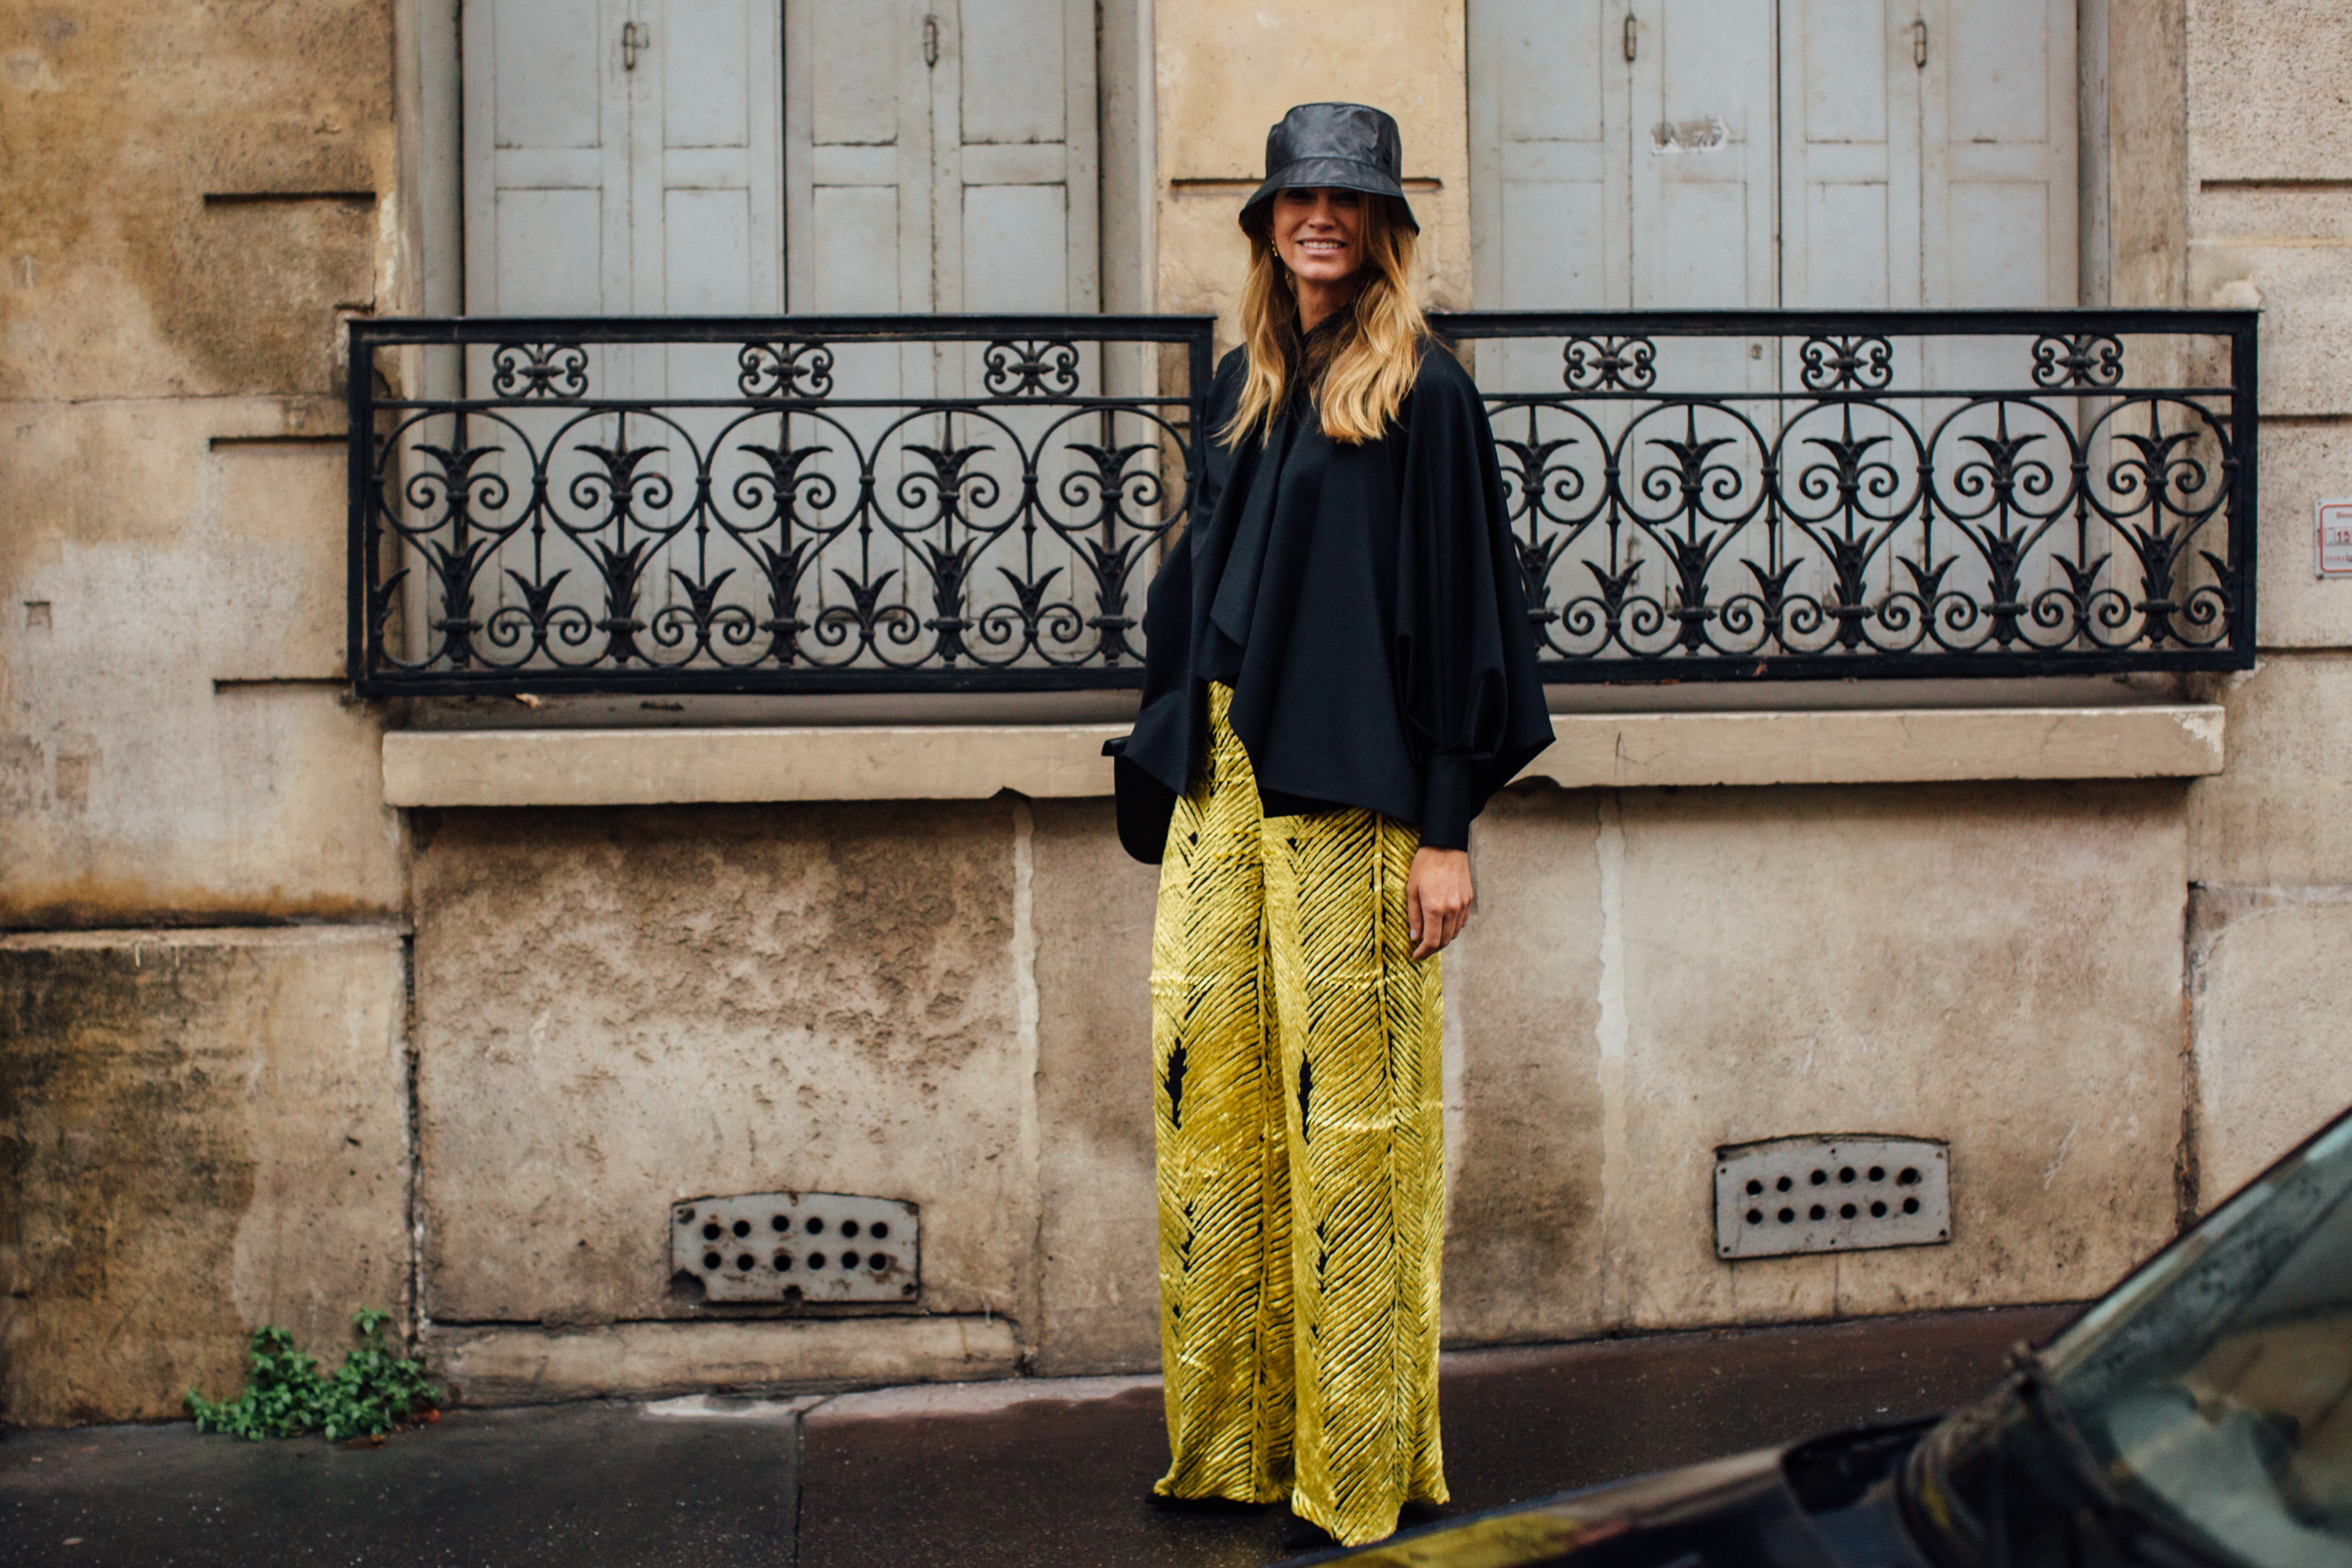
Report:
347,308,2255,697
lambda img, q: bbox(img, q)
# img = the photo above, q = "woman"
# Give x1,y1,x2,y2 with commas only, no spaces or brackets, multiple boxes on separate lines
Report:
1112,103,1555,1547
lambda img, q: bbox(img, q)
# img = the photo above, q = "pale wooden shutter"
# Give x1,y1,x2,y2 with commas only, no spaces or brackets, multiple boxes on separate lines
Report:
938,0,1100,315
637,0,784,316
1921,0,2077,308
1781,0,1925,308
1628,0,1778,310
466,0,783,323
463,0,634,315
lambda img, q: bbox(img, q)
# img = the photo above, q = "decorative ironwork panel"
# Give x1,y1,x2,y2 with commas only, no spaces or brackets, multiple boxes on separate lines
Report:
347,315,1214,696
1436,308,2257,681
350,309,2254,694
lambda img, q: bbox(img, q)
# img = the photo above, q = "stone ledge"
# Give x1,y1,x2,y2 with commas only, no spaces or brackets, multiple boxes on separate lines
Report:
427,1317,1022,1407
382,704,2226,808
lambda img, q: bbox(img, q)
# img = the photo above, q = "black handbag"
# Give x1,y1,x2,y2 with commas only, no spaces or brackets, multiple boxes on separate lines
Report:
1103,736,1178,866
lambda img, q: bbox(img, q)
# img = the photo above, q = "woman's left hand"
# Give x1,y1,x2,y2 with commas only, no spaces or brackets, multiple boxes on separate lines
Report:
1406,847,1474,961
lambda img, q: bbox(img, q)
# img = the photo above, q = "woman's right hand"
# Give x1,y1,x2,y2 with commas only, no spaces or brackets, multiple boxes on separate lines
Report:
1406,846,1473,961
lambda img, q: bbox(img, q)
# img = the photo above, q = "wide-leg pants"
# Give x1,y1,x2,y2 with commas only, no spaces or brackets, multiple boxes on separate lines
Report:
1149,683,1448,1547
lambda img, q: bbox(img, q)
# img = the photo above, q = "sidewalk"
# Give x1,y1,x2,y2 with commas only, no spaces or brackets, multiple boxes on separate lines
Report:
0,1305,2070,1568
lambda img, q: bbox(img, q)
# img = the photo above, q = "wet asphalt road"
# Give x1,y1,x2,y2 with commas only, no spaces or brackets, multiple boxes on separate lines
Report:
0,1304,2072,1568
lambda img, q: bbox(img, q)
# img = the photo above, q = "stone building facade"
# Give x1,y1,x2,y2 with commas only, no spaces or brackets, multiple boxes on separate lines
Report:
4,0,2350,1426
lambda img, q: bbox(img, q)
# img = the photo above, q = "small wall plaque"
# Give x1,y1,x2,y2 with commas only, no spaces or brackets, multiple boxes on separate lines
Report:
2317,500,2352,578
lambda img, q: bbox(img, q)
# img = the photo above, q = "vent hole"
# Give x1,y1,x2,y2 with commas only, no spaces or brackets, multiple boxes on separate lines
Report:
870,1222,889,1240
1774,1175,1793,1192
702,1251,721,1270
841,1252,861,1269
1746,1207,1764,1225
1898,1166,1921,1185
1777,1207,1795,1224
735,1253,754,1271
1809,1169,1828,1186
1903,1197,1920,1214
1840,1203,1858,1220
806,1216,825,1235
702,1222,721,1240
1868,1166,1886,1182
773,1252,792,1271
808,1253,827,1269
771,1214,789,1232
1808,1204,1826,1220
732,1220,751,1238
1870,1200,1888,1218
1839,1166,1857,1184
1746,1179,1763,1195
841,1220,861,1239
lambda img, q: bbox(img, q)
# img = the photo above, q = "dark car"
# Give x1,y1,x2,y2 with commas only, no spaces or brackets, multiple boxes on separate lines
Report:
1312,1107,2352,1568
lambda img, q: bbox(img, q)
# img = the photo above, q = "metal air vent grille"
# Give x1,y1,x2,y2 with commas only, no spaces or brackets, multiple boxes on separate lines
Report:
672,1191,919,1303
1714,1136,1949,1260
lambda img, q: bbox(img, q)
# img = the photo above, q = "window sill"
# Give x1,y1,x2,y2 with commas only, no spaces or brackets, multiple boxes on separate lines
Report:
381,703,2224,808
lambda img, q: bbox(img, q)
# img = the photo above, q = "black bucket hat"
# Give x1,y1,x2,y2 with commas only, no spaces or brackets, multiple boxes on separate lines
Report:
1240,102,1419,235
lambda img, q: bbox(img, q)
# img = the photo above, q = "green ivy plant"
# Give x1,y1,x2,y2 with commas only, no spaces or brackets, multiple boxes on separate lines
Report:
186,1308,440,1442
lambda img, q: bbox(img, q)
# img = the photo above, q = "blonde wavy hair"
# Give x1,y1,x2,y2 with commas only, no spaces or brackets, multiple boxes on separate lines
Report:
1223,193,1428,447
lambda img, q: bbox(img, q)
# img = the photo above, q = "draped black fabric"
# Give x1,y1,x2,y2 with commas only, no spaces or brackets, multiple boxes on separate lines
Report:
1117,336,1553,860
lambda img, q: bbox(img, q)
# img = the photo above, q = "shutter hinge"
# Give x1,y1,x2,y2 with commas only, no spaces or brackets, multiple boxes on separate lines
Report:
622,19,649,71
1623,13,1638,63
1912,19,1928,69
923,14,941,69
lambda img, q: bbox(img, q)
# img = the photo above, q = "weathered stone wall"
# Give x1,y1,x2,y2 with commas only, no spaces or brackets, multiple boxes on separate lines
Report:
7,0,2350,1426
0,2,413,1426
0,928,409,1426
389,779,2188,1398
0,1,406,926
2182,0,2352,1203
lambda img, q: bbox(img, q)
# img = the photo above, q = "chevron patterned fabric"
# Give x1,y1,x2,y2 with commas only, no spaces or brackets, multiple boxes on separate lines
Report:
1149,683,1448,1547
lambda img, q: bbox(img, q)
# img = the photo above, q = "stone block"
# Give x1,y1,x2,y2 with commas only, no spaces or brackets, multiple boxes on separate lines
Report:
2188,240,2352,417
2189,653,2352,885
1152,0,1471,343
1441,786,1609,1343
0,2,393,402
2248,420,2352,647
0,399,402,925
1029,800,1161,1375
0,925,409,1427
1607,781,2186,1328
411,801,1034,1331
2188,890,2352,1204
426,1317,1019,1407
2187,0,2352,185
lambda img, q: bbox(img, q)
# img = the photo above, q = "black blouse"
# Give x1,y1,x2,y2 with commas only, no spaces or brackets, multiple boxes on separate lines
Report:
1119,333,1554,853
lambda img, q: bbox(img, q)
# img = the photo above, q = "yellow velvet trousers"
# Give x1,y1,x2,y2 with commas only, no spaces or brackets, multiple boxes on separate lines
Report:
1149,683,1448,1547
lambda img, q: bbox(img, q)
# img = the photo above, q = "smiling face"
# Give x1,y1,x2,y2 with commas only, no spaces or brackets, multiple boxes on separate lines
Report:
1270,186,1367,292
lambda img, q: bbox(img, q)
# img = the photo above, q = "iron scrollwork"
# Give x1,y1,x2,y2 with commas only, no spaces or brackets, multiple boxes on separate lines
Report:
982,339,1085,398
2031,331,2126,389
737,340,835,400
1452,308,2254,679
350,310,2254,695
490,343,591,400
351,316,1207,694
1563,335,1658,392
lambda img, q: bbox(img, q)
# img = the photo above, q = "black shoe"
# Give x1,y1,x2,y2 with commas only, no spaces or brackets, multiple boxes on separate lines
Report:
1281,1515,1339,1552
1148,1490,1268,1515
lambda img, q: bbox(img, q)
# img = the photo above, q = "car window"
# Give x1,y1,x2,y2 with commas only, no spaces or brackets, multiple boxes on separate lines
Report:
2053,1118,2352,1568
